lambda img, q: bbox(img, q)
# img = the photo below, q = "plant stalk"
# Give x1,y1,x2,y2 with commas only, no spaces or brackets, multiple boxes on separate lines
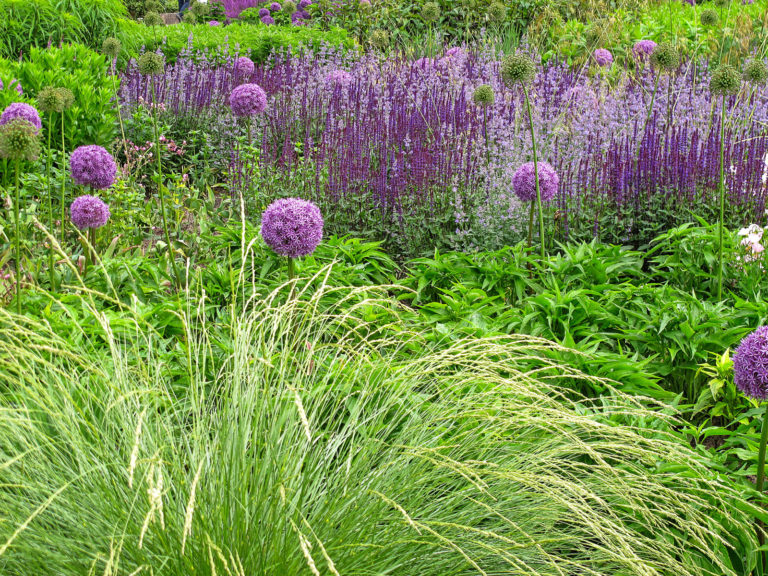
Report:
717,93,726,301
523,85,545,262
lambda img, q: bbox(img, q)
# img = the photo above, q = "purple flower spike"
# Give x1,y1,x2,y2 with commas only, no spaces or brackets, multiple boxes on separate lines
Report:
593,49,613,67
70,195,111,230
512,162,559,203
325,69,353,88
69,145,117,190
260,197,324,258
0,102,41,133
234,56,255,77
734,327,768,400
230,83,268,116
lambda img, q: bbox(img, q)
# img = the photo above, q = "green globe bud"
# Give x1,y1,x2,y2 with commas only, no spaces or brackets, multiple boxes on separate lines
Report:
500,53,536,87
744,59,768,85
182,10,197,23
370,30,390,51
700,8,719,27
0,119,41,162
37,86,65,114
283,0,297,14
472,84,495,107
138,51,165,75
56,87,75,110
650,41,679,73
422,2,440,23
710,63,741,95
102,37,121,59
487,2,506,23
144,11,165,27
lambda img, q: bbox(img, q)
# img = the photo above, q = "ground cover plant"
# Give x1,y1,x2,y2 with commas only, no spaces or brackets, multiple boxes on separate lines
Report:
3,0,768,573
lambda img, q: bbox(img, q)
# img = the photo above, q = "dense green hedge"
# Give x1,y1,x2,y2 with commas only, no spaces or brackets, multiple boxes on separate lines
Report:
0,0,126,59
117,20,356,65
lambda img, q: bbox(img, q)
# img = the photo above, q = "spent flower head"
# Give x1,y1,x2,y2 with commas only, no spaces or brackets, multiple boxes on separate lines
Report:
710,63,741,96
422,2,440,22
182,11,197,23
145,0,163,11
744,59,768,85
102,37,121,59
138,52,165,76
370,30,390,51
144,11,165,26
472,84,495,106
650,42,679,72
37,87,65,114
56,87,75,110
700,8,720,27
500,53,536,87
487,2,506,22
0,119,41,162
283,0,297,14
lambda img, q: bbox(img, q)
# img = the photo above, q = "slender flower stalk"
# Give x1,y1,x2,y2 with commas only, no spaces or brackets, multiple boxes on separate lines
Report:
523,85,546,262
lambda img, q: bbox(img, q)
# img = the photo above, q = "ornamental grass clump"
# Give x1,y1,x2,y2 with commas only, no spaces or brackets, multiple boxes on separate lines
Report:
0,117,40,313
260,197,323,279
710,63,741,300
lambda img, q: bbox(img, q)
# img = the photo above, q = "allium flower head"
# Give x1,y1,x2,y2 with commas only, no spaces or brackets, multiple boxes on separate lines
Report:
208,20,221,26
260,198,324,258
487,2,506,22
144,11,165,26
70,195,111,230
633,40,657,57
37,87,65,114
230,83,268,116
325,70,353,88
733,326,768,400
710,64,741,96
593,48,613,67
261,15,275,24
422,2,440,22
70,145,117,190
0,119,41,162
102,37,121,58
258,7,270,16
0,103,42,134
283,0,297,13
700,8,719,26
472,84,495,106
370,30,390,50
512,161,559,203
650,41,679,72
500,53,536,87
182,11,198,23
269,2,281,10
714,0,729,6
138,52,165,76
234,56,255,77
299,0,311,8
744,59,768,85
57,87,75,110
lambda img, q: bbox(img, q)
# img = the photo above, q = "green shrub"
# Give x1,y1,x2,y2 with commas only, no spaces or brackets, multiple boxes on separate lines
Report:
117,19,355,65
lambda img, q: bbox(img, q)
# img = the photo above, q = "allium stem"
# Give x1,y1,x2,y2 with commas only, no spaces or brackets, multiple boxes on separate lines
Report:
756,402,768,572
13,159,21,315
717,93,726,301
151,76,182,289
287,257,295,280
111,64,129,162
59,113,67,243
45,115,55,290
523,85,546,262
482,107,489,166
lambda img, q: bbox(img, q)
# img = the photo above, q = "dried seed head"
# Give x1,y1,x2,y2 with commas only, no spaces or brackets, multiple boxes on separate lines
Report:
182,10,197,23
57,88,75,110
700,8,719,27
370,30,390,51
138,51,165,76
650,41,679,73
500,53,536,87
710,63,741,95
144,11,165,27
283,0,297,14
487,2,506,22
145,0,163,12
37,86,65,114
0,119,41,162
422,2,440,23
744,59,768,85
102,37,121,58
472,84,495,106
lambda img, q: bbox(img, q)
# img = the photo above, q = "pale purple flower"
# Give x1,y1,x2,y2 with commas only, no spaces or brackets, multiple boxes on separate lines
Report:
0,102,41,133
325,69,353,88
512,162,559,202
234,56,255,77
633,40,657,58
230,83,268,116
260,197,324,257
259,7,270,16
69,145,117,190
734,326,768,400
0,78,23,96
70,195,111,229
208,20,220,26
270,2,281,10
298,0,311,7
261,15,275,24
593,49,613,67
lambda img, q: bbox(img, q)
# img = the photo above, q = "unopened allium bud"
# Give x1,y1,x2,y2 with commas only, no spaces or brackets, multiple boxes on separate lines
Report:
422,2,440,23
138,52,165,75
650,41,679,72
370,30,390,51
56,88,75,110
710,63,741,95
283,0,297,14
182,11,197,23
487,2,506,22
37,87,64,114
102,37,121,58
500,53,536,87
0,119,41,162
472,84,495,106
744,59,768,85
144,11,165,26
700,8,719,27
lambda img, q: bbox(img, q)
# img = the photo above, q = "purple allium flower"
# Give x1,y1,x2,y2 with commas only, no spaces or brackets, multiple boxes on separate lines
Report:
734,326,768,400
260,197,324,258
445,47,467,60
270,2,281,10
512,162,559,203
230,83,268,116
593,48,613,67
70,195,111,230
633,40,657,58
69,145,117,190
0,78,23,96
258,7,270,16
261,15,275,24
298,0,311,7
325,69,353,88
0,102,41,134
234,56,255,77
208,20,220,26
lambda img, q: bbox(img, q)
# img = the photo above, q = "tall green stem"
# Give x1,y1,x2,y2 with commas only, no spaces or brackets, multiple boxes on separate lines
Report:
523,86,545,262
287,257,295,280
717,93,726,301
45,116,55,289
111,64,129,161
13,160,21,315
60,113,67,243
151,76,181,289
756,402,768,574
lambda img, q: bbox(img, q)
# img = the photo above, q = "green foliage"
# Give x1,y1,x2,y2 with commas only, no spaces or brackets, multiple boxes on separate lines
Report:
117,19,355,65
